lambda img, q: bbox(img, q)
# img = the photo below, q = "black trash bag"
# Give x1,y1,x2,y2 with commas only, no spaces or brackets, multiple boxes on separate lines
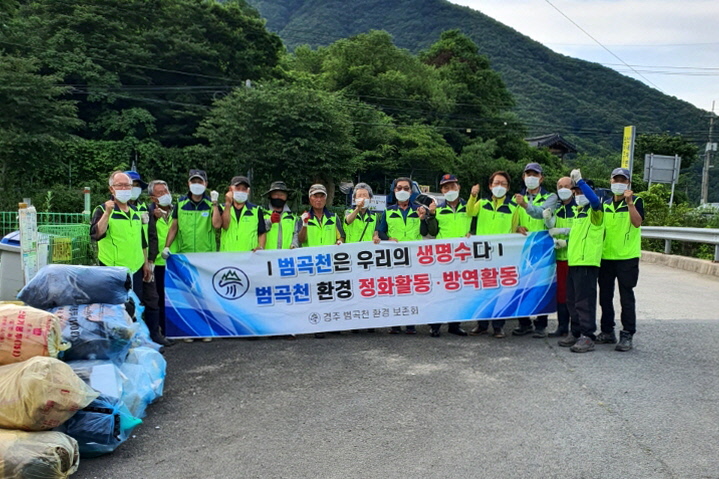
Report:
18,265,130,309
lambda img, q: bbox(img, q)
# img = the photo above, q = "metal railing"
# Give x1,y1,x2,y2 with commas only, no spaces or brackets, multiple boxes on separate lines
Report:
642,226,719,262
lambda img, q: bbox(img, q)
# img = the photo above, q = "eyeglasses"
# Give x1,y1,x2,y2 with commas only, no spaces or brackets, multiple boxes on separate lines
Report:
491,182,508,187
395,186,411,191
113,184,132,189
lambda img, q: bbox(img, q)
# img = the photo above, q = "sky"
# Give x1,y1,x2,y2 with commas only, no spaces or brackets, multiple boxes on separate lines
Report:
450,0,719,113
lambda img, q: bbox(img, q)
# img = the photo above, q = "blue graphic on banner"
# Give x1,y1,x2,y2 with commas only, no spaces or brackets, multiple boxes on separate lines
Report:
165,232,557,338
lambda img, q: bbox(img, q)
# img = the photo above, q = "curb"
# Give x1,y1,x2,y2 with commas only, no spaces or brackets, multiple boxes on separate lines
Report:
641,251,719,277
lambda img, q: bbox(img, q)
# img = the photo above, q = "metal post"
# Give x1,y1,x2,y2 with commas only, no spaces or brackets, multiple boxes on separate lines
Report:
701,102,715,205
664,239,671,254
647,153,654,190
715,244,719,263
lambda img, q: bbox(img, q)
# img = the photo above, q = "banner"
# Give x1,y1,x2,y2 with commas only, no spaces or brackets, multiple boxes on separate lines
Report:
165,232,557,338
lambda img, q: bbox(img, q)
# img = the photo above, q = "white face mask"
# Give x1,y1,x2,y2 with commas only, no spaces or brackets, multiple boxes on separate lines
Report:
233,191,249,203
158,194,172,207
524,176,540,190
395,190,411,202
189,183,206,196
114,189,133,204
575,195,589,207
611,183,628,196
491,186,507,198
557,188,573,201
443,190,460,202
130,187,142,201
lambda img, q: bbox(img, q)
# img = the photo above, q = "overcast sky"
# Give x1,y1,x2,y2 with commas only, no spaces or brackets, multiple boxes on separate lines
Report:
450,0,719,114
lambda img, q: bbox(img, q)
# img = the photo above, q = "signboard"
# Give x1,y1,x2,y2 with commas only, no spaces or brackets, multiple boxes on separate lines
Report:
621,126,636,172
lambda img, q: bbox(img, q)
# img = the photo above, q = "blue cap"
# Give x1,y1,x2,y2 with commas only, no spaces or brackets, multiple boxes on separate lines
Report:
439,173,458,186
524,162,543,174
611,167,631,179
124,171,148,189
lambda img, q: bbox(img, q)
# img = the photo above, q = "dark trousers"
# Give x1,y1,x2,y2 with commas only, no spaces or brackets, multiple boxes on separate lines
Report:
517,316,548,330
599,258,639,334
476,319,505,331
155,265,167,332
555,260,571,332
430,321,462,332
130,267,162,338
566,266,599,339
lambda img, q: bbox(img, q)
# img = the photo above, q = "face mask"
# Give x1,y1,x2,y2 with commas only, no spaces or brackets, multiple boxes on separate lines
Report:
158,194,172,207
270,198,286,209
611,183,628,196
491,186,507,198
575,195,589,207
444,190,459,202
395,190,411,202
557,188,573,201
233,191,248,203
114,189,132,204
189,184,206,196
130,187,142,201
524,176,540,190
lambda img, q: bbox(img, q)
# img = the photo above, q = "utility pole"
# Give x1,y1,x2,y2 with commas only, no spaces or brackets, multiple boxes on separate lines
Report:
701,101,715,205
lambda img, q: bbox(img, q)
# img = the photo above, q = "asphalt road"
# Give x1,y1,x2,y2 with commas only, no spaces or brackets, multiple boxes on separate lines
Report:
75,262,719,479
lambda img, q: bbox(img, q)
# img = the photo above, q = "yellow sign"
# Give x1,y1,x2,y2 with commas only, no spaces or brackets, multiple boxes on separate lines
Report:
51,238,73,263
621,126,635,169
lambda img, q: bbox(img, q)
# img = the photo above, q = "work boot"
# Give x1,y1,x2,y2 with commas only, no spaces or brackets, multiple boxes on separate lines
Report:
532,328,547,338
558,334,579,347
469,324,488,336
596,331,617,344
570,335,595,353
493,328,505,338
448,325,467,336
512,324,534,336
151,333,175,347
615,331,633,351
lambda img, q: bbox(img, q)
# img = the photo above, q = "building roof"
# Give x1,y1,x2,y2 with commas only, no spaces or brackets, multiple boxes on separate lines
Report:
525,133,578,154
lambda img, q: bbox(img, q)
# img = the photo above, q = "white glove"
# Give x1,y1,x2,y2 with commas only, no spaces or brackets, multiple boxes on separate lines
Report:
161,247,171,259
570,169,582,185
301,212,310,224
542,209,552,220
553,239,567,249
210,190,219,202
356,198,365,208
141,212,150,224
548,228,570,237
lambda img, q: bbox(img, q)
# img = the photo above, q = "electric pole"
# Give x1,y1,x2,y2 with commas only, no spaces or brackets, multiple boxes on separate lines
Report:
701,101,715,205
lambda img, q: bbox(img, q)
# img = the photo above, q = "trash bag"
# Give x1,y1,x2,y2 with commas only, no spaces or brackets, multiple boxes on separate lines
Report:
58,394,142,458
126,291,162,352
119,362,154,418
18,264,130,310
125,347,166,400
50,303,134,362
0,304,69,365
0,356,98,431
66,360,124,401
0,430,79,479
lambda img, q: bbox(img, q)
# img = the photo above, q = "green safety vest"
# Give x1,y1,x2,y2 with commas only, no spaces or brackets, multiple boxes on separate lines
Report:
303,211,340,247
135,201,149,241
553,202,576,261
265,209,298,250
153,210,177,266
473,198,517,236
435,201,471,239
175,195,217,253
602,197,643,260
221,204,260,252
518,189,552,232
95,204,145,273
567,206,605,267
386,207,422,242
344,210,377,243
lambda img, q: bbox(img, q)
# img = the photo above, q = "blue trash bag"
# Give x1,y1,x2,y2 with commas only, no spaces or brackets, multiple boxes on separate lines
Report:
125,347,166,401
18,265,130,309
50,304,134,362
119,363,155,419
66,360,124,400
57,394,142,458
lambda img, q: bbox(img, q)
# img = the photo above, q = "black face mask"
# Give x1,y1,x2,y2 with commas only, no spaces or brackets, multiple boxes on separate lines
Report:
270,198,287,208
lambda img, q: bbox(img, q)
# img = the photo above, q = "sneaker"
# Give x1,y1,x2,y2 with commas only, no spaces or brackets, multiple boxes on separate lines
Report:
512,324,534,336
615,331,633,351
596,331,617,344
493,328,505,338
405,327,417,335
314,333,326,339
532,328,547,338
151,334,175,347
558,334,578,347
570,335,595,353
201,337,213,342
430,329,441,338
388,328,401,334
548,329,568,338
448,326,468,336
183,338,194,343
469,325,488,336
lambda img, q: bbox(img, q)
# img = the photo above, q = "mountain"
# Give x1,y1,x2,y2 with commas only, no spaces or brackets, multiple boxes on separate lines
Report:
245,0,709,156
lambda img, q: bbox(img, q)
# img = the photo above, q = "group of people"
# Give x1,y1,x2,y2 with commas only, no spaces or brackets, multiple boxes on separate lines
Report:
89,162,644,353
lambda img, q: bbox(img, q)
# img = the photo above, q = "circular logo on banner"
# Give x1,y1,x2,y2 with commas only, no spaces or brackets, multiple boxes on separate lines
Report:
212,267,250,300
308,313,321,325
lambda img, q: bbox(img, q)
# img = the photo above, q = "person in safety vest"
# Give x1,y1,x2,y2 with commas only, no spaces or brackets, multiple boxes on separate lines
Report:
146,179,176,347
425,174,470,338
263,181,300,250
597,167,644,352
556,169,605,353
163,169,223,256
344,182,379,244
221,175,267,252
513,162,555,338
466,171,521,339
375,177,430,335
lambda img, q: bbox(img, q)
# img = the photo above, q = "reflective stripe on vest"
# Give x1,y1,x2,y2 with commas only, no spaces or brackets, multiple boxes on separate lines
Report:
602,197,642,259
265,211,297,250
176,196,217,253
221,205,259,252
567,206,605,267
435,202,470,239
344,211,377,243
96,205,145,272
475,198,516,236
304,213,339,247
386,208,422,242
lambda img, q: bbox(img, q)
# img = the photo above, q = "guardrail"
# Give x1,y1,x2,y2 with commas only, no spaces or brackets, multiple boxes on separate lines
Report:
642,226,719,262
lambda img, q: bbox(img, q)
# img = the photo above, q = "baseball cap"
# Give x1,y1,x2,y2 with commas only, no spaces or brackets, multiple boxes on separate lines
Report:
265,181,289,196
188,169,208,182
230,175,251,187
524,163,543,174
439,174,458,186
308,184,327,196
611,167,631,179
124,171,147,189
